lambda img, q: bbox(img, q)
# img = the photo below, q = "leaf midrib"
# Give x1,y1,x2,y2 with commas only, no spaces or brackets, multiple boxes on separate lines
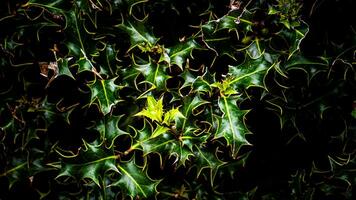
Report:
223,97,236,152
100,80,110,108
117,165,147,197
69,155,117,166
128,21,152,46
229,67,266,85
170,43,195,58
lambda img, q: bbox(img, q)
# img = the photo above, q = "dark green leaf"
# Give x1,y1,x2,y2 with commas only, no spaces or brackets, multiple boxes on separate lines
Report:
56,141,118,187
95,114,130,148
88,78,121,115
117,19,158,49
215,96,250,157
167,39,199,69
112,159,160,198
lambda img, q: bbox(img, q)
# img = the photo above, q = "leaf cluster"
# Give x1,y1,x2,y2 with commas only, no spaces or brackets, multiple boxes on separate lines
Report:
0,0,355,199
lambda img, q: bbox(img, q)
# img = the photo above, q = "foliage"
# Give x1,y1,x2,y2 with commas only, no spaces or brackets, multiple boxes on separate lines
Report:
0,0,355,199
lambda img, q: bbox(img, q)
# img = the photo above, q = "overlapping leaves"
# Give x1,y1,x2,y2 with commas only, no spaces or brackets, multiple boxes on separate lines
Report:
1,0,354,199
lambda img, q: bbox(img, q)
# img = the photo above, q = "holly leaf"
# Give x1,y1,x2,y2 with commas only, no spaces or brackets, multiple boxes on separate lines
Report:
134,59,171,90
98,44,119,77
135,96,164,123
117,19,158,50
24,0,67,15
39,58,75,86
95,114,130,148
176,95,210,133
88,78,121,115
56,141,118,187
130,120,195,166
180,69,196,90
56,57,75,78
215,96,251,157
201,11,253,58
151,124,170,139
167,39,199,69
112,159,160,198
0,156,27,189
211,77,239,96
64,9,100,59
162,107,185,126
194,145,225,186
131,120,172,154
276,22,309,59
246,39,264,59
228,53,276,90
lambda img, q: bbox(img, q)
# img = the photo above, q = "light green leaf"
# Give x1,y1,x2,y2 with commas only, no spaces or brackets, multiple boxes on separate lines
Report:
151,125,170,139
163,107,185,126
135,96,164,123
211,77,239,97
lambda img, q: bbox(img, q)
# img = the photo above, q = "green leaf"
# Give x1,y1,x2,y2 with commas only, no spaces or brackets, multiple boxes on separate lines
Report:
56,141,118,187
284,54,329,72
352,109,356,119
95,114,130,148
134,59,171,90
180,69,197,90
130,120,196,166
99,44,119,77
113,159,160,198
246,39,264,59
167,39,199,69
151,124,170,139
179,69,215,95
211,77,239,96
88,78,121,115
277,22,309,59
194,145,225,186
135,96,164,123
75,56,94,73
201,12,253,58
117,19,158,49
228,53,276,90
176,95,210,133
56,57,75,79
163,107,185,126
64,10,98,58
1,149,55,189
131,120,172,154
0,160,27,189
215,96,250,157
23,0,65,10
